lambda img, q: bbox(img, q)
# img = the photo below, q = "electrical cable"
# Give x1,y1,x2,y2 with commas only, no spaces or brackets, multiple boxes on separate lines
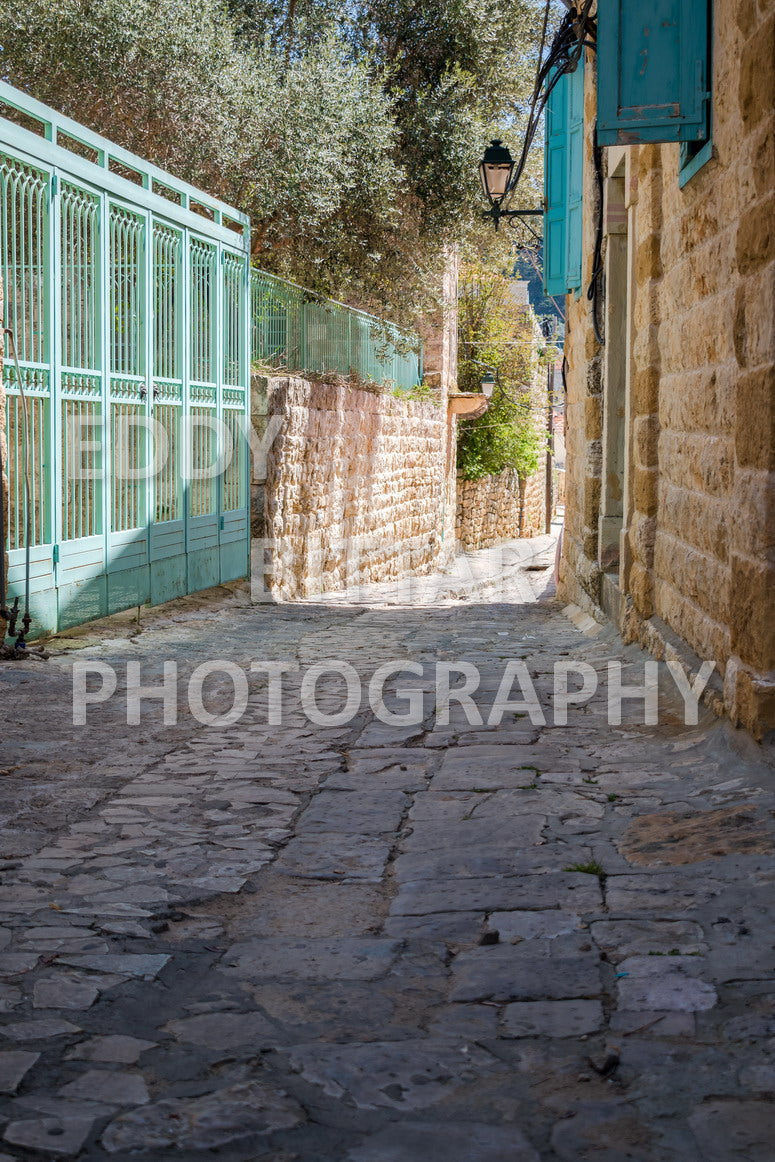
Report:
587,127,605,345
532,0,552,110
516,242,566,322
513,217,542,246
502,1,596,210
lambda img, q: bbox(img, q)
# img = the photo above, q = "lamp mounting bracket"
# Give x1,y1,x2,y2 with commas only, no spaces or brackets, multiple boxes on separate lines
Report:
481,205,543,232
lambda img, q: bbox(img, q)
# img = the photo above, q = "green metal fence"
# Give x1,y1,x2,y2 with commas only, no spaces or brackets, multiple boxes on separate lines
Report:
251,269,422,388
0,82,251,638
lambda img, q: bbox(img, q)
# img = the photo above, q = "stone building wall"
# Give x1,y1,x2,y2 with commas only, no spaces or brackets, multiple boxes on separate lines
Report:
456,462,546,551
560,4,775,735
252,375,455,600
523,466,546,540
560,52,605,615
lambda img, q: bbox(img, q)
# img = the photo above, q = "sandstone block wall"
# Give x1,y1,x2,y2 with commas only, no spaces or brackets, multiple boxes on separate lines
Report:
556,469,566,508
252,376,454,600
522,468,546,540
456,463,546,551
560,4,775,735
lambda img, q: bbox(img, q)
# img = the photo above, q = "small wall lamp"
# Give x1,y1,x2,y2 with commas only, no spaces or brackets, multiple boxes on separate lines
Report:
480,371,496,398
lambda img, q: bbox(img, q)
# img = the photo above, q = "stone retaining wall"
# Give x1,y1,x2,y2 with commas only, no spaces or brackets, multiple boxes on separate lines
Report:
456,463,546,550
252,375,454,600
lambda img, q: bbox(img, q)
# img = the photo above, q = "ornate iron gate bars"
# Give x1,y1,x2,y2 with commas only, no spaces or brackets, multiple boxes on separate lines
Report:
0,82,251,636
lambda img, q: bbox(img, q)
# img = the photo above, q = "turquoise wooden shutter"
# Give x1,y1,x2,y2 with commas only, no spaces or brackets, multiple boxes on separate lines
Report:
597,0,710,145
543,62,584,296
565,62,584,292
543,71,569,296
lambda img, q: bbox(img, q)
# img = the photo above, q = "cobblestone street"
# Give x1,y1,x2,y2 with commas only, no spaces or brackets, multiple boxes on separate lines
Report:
0,542,774,1160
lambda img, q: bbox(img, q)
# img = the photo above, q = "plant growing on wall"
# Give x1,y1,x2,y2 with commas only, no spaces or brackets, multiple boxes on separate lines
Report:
456,261,552,482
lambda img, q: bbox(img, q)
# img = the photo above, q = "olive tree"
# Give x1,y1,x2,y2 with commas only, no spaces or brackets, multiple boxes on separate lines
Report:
0,0,544,327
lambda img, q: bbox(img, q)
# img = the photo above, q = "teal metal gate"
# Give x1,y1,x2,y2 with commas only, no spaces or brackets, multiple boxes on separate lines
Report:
251,269,422,388
0,83,251,637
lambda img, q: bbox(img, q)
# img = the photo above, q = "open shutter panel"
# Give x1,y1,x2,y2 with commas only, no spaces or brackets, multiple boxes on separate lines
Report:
543,71,569,297
565,62,584,292
597,0,709,145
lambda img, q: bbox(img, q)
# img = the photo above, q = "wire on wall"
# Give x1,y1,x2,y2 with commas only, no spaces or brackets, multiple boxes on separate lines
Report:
587,129,605,345
502,0,597,208
502,2,604,345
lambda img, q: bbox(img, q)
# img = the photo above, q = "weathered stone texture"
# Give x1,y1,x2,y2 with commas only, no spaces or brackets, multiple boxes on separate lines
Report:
254,377,454,599
560,4,775,735
455,463,547,551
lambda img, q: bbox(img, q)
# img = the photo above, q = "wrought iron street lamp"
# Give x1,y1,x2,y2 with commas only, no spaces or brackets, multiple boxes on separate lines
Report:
478,139,543,232
479,139,514,206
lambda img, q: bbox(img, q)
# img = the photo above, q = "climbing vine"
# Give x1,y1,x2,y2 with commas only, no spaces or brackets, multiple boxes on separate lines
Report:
456,261,554,481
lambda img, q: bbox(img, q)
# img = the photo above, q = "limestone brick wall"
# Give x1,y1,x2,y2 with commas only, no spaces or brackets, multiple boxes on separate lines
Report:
556,469,566,508
456,462,546,551
252,376,455,599
522,466,546,539
560,5,775,735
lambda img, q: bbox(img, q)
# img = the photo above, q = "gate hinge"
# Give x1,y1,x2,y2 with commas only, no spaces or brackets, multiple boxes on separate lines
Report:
51,174,58,195
52,544,59,564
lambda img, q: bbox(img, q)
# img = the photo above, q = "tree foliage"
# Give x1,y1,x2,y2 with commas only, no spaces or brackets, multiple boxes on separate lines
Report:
456,261,549,481
0,0,544,326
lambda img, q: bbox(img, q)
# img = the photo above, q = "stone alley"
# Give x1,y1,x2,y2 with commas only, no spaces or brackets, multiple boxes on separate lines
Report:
0,542,773,1161
1,3,774,1157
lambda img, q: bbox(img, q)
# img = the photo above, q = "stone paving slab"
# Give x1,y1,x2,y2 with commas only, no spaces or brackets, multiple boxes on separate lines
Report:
348,1121,541,1162
0,1052,39,1094
502,999,605,1037
284,1039,509,1111
489,910,584,941
589,918,707,959
293,789,408,835
274,835,394,882
392,871,603,915
383,911,485,943
449,947,601,1002
392,846,572,882
687,1101,775,1162
402,814,548,851
243,980,414,1042
0,543,773,1159
64,1035,156,1064
4,1114,95,1158
101,1079,305,1154
220,937,401,981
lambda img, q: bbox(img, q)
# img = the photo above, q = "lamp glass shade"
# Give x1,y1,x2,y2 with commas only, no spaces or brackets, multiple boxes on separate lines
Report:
480,372,496,398
478,139,514,205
